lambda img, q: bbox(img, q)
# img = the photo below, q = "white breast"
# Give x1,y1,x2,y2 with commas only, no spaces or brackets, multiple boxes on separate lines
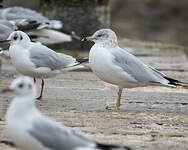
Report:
6,99,46,150
9,44,36,76
89,44,139,88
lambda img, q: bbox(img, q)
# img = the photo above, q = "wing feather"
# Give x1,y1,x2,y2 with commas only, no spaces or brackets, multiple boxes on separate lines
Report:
29,43,77,70
111,47,167,84
28,118,95,150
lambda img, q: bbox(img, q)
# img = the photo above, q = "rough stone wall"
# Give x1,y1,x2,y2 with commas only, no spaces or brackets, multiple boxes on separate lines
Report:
111,0,188,46
39,0,110,37
2,0,40,10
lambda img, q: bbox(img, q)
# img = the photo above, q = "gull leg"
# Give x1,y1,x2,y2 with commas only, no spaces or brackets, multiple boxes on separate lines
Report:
36,79,44,100
116,88,123,108
106,88,123,110
33,78,36,83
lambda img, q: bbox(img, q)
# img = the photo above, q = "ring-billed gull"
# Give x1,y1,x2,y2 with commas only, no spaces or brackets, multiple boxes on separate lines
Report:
2,76,132,150
83,28,187,110
0,31,87,100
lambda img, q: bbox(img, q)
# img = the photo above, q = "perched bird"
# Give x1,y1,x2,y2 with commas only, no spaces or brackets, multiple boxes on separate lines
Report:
2,76,132,150
83,29,187,110
0,6,76,51
0,31,86,100
0,19,45,57
28,28,72,45
0,19,72,59
0,6,62,29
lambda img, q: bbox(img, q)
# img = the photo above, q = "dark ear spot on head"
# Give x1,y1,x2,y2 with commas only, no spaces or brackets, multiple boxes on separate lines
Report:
20,35,23,40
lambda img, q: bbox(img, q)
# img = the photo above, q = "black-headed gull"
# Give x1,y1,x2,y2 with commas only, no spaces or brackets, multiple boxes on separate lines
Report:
83,28,187,110
2,76,132,150
0,31,87,100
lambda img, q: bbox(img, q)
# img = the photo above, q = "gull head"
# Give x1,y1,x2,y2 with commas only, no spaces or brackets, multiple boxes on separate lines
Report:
0,31,31,45
83,29,118,45
1,76,36,97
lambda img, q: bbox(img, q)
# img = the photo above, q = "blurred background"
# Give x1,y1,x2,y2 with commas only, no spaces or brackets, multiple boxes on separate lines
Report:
2,0,188,47
111,0,188,47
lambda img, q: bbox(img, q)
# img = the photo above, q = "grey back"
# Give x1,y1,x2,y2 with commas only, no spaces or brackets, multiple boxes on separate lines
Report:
112,47,166,84
29,43,76,70
28,119,95,150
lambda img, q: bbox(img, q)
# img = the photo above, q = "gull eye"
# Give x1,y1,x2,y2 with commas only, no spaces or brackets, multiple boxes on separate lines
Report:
18,83,24,88
13,35,18,40
97,34,103,37
20,35,23,40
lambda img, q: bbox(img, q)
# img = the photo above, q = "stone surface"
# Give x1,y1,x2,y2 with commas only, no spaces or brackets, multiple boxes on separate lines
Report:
40,0,110,37
111,0,188,47
0,39,188,150
2,0,40,10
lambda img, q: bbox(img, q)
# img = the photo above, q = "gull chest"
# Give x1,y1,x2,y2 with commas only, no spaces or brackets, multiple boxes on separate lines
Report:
89,45,119,83
9,45,34,75
89,44,139,88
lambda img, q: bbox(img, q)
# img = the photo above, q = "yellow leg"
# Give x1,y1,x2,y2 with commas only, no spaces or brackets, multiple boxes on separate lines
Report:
106,88,123,110
116,88,123,108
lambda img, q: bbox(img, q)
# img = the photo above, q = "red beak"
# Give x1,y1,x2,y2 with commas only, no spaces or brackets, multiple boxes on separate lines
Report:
1,88,13,93
0,40,11,43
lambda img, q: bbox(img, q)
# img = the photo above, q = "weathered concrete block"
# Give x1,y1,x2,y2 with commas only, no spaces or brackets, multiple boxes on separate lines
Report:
2,0,110,51
39,0,110,37
3,0,40,10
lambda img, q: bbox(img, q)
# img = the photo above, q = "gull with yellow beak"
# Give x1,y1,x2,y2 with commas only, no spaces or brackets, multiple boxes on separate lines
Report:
83,28,187,110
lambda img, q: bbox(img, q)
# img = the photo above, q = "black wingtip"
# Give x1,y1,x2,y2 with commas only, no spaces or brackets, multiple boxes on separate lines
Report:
76,58,89,63
164,76,188,87
0,140,16,147
96,143,132,150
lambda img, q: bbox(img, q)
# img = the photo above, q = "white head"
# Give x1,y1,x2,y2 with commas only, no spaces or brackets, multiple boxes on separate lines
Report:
83,29,118,46
0,31,31,46
1,76,36,98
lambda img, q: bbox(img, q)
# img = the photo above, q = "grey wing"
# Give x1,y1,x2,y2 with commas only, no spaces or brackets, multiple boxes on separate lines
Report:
28,119,95,150
29,43,77,70
2,7,49,23
0,20,17,30
112,47,166,84
2,7,62,29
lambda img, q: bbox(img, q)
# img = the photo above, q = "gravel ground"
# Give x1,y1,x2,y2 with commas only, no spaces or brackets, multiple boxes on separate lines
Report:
0,40,188,150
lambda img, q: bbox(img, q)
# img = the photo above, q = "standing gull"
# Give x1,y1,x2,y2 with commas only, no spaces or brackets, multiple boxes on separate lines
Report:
0,31,86,100
83,28,187,110
2,76,131,150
